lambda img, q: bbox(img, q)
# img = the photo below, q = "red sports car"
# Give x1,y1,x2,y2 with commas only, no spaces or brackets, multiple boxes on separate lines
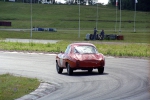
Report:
56,43,105,75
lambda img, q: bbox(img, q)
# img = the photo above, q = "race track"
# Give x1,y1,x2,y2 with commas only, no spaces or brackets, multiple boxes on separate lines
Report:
0,51,150,100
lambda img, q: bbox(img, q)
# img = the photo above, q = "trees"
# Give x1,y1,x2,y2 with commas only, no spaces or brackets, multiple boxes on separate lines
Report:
136,0,150,11
109,0,150,11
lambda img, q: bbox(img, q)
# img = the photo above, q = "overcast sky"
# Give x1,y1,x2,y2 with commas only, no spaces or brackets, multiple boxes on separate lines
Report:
98,0,109,5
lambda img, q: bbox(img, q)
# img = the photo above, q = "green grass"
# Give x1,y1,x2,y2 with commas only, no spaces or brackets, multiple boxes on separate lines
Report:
0,2,150,42
0,41,149,58
0,2,149,100
0,2,149,43
95,43,150,57
0,30,150,43
0,2,150,30
0,73,40,100
0,2,149,57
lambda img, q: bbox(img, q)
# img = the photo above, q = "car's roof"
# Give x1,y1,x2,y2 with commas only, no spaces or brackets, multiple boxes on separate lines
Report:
70,43,96,47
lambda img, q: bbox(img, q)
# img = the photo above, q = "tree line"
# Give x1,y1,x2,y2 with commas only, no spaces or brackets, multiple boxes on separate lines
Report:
1,0,150,11
0,0,97,5
109,0,150,11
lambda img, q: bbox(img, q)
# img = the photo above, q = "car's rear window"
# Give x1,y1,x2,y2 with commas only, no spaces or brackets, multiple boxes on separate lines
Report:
74,45,98,54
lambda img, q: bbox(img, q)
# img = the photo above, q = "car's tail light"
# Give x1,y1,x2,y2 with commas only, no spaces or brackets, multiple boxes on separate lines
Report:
100,59,105,67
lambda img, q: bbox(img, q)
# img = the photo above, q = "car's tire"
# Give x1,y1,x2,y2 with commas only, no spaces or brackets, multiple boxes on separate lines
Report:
98,67,104,74
67,63,73,75
88,69,93,73
56,62,63,74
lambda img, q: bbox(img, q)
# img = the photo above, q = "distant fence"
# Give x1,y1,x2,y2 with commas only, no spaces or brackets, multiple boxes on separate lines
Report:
0,21,11,26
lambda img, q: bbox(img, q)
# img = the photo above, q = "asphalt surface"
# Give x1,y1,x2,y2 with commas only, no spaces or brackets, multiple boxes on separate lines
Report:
0,51,150,100
3,38,59,44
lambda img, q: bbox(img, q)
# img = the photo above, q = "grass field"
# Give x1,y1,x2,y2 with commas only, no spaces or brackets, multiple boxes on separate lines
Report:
0,2,150,30
0,40,149,58
0,2,150,42
0,2,149,100
0,30,150,43
0,73,40,100
0,2,150,58
0,2,150,57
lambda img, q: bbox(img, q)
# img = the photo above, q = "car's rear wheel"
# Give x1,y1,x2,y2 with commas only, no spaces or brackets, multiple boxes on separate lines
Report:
56,62,63,74
98,67,104,74
67,63,73,75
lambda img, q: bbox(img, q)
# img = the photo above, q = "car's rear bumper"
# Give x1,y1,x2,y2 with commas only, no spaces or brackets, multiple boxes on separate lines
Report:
70,60,105,69
72,66,104,70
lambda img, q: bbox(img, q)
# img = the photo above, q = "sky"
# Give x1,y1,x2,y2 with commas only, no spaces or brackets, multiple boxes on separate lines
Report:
98,0,109,5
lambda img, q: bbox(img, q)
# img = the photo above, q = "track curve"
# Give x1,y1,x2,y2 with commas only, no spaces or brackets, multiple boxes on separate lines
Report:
0,51,150,100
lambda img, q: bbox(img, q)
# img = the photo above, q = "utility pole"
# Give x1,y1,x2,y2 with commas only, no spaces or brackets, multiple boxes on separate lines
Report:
115,0,118,32
119,0,121,34
78,0,80,38
134,0,138,32
96,3,99,29
31,0,33,39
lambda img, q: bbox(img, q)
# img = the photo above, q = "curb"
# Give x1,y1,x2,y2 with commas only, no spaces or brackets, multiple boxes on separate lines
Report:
15,83,57,100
